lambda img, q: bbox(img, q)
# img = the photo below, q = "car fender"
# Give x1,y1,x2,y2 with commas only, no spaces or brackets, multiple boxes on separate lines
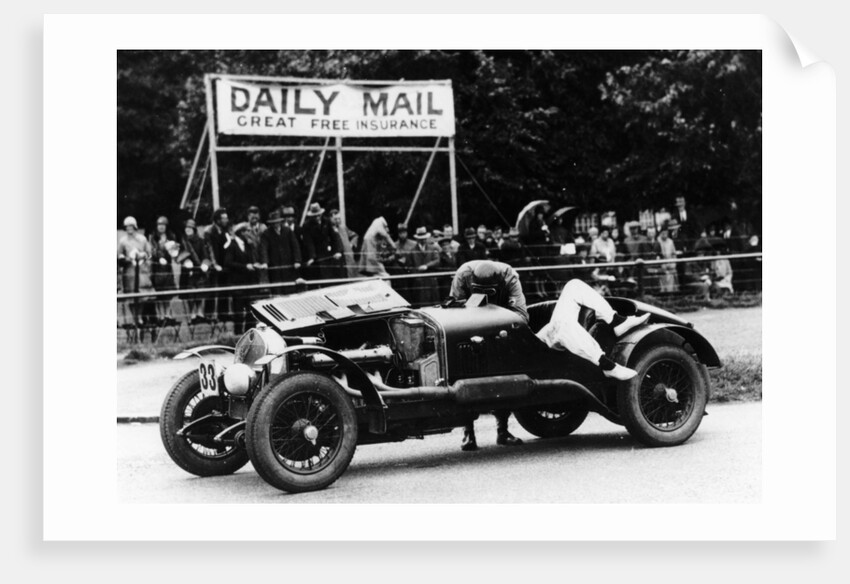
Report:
611,323,722,368
173,345,235,360
263,345,387,434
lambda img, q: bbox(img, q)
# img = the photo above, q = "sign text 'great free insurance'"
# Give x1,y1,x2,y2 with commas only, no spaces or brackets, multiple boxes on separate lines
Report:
214,78,456,138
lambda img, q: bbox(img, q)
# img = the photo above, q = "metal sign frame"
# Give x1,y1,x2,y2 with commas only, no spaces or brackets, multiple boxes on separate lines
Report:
182,74,459,230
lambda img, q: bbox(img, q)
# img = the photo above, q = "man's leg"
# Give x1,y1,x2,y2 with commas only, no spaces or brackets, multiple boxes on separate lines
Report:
555,279,649,337
461,419,478,451
546,280,644,380
495,410,523,446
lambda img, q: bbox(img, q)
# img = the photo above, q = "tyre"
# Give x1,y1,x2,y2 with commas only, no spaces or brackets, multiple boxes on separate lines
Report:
617,344,709,447
245,371,358,493
514,405,589,438
159,370,250,477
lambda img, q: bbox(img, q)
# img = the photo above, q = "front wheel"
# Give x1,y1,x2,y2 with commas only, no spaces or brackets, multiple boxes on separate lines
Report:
245,371,358,493
159,370,249,477
617,344,709,447
513,405,589,438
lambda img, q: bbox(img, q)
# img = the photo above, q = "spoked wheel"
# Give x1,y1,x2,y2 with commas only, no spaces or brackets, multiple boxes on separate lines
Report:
514,405,589,438
160,370,249,476
246,371,357,493
617,345,709,447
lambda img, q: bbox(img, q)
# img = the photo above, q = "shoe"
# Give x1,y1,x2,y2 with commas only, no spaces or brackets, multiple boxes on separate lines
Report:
603,363,638,381
613,313,650,337
461,428,478,451
496,431,524,446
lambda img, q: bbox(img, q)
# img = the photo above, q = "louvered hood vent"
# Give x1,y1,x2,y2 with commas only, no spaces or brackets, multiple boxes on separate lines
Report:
251,279,410,333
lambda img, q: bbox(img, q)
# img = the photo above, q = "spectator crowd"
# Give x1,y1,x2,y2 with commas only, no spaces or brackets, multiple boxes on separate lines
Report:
118,196,762,338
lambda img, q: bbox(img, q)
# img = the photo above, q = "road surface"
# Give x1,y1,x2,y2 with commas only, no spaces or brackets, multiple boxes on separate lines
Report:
119,402,760,504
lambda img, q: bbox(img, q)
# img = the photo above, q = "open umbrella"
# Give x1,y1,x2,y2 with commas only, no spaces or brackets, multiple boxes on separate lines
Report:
515,200,552,238
548,206,579,227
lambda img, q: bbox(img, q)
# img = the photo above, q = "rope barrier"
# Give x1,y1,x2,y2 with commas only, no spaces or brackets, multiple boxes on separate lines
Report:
116,252,762,300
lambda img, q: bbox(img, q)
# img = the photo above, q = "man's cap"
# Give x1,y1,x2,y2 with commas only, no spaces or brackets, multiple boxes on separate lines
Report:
123,216,138,228
397,223,409,232
464,227,476,238
247,205,260,214
281,206,296,217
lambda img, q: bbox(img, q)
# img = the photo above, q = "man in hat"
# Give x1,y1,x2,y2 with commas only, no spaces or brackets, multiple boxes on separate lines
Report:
456,226,489,266
498,227,531,268
178,217,209,322
243,205,268,284
223,222,258,335
386,223,417,299
301,202,340,280
329,208,357,279
261,209,302,286
409,227,442,305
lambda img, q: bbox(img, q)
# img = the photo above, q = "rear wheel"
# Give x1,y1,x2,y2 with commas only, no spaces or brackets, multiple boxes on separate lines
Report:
246,371,358,493
617,345,708,447
514,405,589,438
159,370,249,476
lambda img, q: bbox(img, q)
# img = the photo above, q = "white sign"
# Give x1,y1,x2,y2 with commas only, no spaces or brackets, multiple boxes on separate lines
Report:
214,78,456,137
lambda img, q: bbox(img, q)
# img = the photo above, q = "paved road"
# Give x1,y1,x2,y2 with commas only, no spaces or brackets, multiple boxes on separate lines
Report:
119,402,760,504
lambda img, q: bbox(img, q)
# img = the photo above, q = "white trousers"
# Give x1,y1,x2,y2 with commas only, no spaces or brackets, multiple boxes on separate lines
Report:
536,279,616,364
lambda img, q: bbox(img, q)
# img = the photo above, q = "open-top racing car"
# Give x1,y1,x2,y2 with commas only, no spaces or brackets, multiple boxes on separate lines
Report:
160,279,720,494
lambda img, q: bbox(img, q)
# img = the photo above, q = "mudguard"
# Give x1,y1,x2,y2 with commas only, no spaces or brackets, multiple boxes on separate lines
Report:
260,345,387,434
173,345,235,360
611,323,722,368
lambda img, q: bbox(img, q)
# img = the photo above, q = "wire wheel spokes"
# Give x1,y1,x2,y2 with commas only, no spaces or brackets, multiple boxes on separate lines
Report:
638,360,695,431
182,393,234,458
270,392,342,475
537,409,568,421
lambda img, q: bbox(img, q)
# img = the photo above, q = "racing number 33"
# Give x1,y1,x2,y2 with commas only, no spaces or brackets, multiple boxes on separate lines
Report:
198,361,219,392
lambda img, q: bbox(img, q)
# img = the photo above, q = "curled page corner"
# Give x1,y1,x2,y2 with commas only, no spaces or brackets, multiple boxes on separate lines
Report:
787,33,821,68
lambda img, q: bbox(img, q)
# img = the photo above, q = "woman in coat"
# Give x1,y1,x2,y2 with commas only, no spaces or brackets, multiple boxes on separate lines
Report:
117,216,153,326
149,216,179,324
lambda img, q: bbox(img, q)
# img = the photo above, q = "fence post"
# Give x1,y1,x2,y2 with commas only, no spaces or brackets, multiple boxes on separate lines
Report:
133,261,141,342
635,259,644,299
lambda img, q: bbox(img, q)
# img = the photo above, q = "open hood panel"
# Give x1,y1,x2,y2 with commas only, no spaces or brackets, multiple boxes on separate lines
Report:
250,279,411,333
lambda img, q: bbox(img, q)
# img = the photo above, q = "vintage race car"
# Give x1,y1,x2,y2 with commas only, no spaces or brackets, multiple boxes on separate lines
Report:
160,279,720,493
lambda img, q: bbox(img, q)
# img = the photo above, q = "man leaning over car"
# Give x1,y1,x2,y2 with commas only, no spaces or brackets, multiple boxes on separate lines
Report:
449,260,650,451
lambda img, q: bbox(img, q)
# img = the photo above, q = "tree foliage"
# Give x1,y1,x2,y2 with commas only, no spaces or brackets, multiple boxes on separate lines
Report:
117,50,761,235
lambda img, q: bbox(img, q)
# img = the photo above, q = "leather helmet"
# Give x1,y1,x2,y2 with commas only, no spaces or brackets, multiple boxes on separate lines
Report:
470,261,501,298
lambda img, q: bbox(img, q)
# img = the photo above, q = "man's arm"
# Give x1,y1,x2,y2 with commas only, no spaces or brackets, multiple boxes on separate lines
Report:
449,264,472,301
504,269,529,323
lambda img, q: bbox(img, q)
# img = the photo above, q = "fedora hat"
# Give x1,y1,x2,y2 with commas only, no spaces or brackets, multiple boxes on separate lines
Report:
463,227,476,238
413,226,430,240
267,210,284,224
306,202,325,217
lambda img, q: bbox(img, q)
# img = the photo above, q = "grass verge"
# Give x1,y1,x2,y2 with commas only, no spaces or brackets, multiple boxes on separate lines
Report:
642,291,762,314
709,353,762,402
